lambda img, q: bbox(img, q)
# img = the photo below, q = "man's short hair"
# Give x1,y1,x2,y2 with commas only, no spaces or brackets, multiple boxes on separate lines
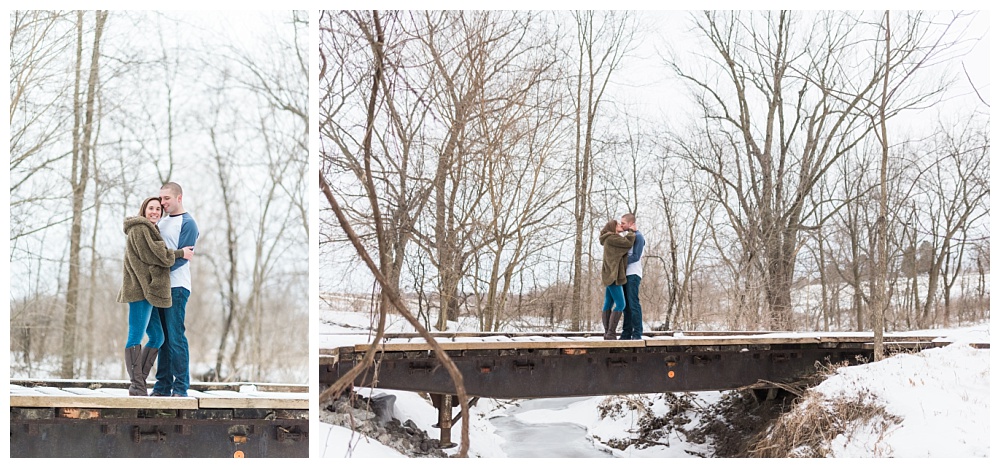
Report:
622,213,636,224
161,181,183,197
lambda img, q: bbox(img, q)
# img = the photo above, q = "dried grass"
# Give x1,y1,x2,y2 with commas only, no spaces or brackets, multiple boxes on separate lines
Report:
596,358,907,458
671,358,903,458
742,358,903,457
746,388,902,457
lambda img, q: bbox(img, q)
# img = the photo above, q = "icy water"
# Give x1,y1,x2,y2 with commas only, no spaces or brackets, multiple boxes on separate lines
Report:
491,397,612,458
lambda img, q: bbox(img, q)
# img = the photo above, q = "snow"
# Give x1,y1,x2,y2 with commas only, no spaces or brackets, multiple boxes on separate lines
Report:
313,423,407,458
816,343,990,457
319,300,991,458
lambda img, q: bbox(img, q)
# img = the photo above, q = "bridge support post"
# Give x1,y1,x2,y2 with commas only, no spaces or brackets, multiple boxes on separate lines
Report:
431,393,457,449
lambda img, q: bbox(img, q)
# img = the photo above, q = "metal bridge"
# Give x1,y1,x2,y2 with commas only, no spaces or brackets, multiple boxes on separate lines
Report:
9,380,308,458
321,329,986,446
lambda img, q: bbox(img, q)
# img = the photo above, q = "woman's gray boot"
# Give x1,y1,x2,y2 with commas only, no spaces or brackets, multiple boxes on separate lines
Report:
605,311,622,340
133,346,159,396
125,345,145,396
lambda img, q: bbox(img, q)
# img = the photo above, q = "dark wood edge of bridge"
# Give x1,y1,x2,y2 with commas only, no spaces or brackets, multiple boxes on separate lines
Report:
319,331,988,364
10,379,308,393
10,379,310,410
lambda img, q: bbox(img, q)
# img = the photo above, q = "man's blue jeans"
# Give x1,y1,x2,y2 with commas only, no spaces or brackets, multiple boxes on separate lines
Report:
620,275,643,340
151,287,190,397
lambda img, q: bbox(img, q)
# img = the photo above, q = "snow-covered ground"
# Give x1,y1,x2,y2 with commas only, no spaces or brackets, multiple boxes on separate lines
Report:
317,297,990,458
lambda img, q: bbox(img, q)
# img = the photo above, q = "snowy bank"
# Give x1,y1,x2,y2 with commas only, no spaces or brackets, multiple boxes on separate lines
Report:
319,323,989,458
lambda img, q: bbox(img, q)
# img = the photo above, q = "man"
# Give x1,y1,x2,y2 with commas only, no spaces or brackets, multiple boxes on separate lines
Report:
619,213,645,340
150,182,199,397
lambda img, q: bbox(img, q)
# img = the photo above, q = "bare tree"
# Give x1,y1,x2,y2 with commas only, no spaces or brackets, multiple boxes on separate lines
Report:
870,11,892,359
320,174,471,457
318,15,471,453
10,11,75,376
470,73,570,331
206,119,240,379
320,10,438,326
651,149,715,330
671,11,968,330
865,11,981,357
10,11,78,243
915,119,989,327
192,13,310,381
567,10,636,331
379,11,564,331
61,10,108,379
226,11,310,237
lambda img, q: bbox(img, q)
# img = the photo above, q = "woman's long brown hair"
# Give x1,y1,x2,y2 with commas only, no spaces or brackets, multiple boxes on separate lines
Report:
138,196,161,218
600,219,618,236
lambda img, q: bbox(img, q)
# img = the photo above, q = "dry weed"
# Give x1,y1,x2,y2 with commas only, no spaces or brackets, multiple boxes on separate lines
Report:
746,388,902,457
596,358,906,458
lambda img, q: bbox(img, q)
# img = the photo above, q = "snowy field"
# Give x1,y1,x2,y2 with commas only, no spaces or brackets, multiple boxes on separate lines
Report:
317,297,991,458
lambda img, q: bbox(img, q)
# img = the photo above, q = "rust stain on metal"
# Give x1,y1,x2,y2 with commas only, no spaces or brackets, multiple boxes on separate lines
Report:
59,408,100,419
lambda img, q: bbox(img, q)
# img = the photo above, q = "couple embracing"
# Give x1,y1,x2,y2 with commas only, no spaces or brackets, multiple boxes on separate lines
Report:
599,213,645,340
116,182,200,397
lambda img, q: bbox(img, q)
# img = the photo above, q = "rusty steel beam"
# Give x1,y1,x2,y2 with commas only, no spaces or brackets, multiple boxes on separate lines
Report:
323,338,941,399
9,407,308,458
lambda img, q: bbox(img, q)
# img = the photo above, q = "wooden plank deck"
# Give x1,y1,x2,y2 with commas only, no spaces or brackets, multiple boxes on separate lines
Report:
10,384,199,409
353,334,636,352
10,381,308,410
321,331,947,354
192,389,309,409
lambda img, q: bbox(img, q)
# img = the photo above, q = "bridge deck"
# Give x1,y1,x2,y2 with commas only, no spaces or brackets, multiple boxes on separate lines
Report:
321,330,983,399
320,330,953,359
11,380,308,410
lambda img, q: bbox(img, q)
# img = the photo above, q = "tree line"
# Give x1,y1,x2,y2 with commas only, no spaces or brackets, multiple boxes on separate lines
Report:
320,10,989,337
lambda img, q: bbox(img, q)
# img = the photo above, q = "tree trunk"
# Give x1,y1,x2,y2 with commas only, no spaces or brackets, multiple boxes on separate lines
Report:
86,162,103,379
61,10,106,379
817,233,830,332
569,11,632,331
870,11,891,361
211,130,239,380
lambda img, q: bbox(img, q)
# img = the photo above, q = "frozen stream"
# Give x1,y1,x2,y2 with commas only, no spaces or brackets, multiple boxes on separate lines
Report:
490,397,612,458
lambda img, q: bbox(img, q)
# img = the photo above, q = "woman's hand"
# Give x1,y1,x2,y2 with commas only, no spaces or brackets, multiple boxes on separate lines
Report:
182,246,195,260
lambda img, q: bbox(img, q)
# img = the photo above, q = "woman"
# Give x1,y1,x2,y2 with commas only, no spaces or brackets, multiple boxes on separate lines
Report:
599,219,635,340
116,197,193,396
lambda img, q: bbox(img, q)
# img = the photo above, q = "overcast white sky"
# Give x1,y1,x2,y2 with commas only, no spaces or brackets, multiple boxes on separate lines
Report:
620,10,989,130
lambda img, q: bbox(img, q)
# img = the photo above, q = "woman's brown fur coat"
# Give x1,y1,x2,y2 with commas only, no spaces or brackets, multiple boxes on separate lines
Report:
600,230,635,286
116,216,184,308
